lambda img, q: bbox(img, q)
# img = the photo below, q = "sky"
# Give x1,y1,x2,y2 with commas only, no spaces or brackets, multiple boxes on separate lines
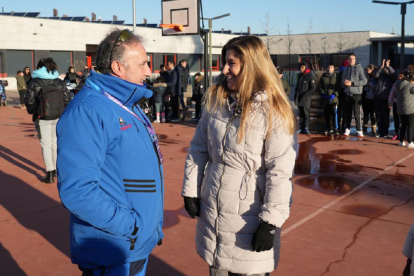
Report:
1,0,414,36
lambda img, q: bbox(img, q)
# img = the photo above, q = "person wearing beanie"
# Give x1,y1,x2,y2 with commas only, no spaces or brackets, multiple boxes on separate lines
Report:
341,53,367,137
294,62,315,134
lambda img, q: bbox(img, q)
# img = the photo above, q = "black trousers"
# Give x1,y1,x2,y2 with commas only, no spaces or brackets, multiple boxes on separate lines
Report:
392,102,400,134
180,87,187,108
374,100,390,136
171,95,179,119
324,104,337,130
298,105,310,130
362,99,376,128
337,94,346,130
195,96,202,118
344,94,362,131
18,89,26,105
400,114,414,143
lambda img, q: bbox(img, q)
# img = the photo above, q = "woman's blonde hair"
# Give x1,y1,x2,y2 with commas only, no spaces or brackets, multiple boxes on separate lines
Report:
204,35,296,143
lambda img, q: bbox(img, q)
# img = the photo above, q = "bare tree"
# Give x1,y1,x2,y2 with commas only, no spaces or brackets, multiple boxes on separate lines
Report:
347,39,361,54
335,26,348,54
285,19,294,84
320,27,331,69
302,18,316,55
260,12,278,52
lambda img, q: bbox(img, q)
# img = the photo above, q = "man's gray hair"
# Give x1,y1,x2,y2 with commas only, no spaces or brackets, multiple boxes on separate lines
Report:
96,29,143,74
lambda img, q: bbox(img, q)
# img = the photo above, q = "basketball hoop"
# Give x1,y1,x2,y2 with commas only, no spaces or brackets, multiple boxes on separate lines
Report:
160,24,184,32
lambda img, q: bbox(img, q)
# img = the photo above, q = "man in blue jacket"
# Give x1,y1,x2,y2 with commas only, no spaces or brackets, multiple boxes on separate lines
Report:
57,29,164,276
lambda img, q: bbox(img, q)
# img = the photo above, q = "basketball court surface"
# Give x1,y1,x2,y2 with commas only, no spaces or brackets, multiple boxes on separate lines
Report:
1,106,413,275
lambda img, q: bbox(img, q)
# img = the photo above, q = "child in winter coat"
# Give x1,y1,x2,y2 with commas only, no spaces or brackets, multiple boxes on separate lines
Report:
152,76,167,123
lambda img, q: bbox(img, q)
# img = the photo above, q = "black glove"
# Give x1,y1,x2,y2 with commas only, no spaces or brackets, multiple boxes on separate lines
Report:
184,197,200,218
251,221,276,252
403,258,411,276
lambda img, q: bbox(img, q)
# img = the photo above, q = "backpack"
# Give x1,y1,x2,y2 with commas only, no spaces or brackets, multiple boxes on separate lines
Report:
37,79,64,120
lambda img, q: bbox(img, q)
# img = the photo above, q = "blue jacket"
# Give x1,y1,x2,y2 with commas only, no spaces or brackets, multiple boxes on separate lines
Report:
57,71,164,269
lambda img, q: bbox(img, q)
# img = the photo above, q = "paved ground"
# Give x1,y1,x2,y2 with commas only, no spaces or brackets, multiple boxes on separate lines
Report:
1,104,414,276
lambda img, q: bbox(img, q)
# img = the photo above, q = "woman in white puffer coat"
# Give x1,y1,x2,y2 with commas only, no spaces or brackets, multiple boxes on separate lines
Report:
181,35,297,276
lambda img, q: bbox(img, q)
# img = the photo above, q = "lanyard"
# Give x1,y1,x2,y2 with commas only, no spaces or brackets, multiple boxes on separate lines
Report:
86,78,163,164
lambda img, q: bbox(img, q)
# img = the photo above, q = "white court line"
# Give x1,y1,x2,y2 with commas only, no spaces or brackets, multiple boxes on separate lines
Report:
282,153,414,236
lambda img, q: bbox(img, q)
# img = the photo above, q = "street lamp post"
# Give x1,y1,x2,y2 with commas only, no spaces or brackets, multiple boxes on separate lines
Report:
132,0,136,34
202,13,230,86
373,1,414,70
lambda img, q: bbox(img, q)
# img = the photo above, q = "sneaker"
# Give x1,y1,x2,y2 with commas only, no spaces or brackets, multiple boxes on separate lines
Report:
297,129,304,134
303,128,310,135
344,128,350,136
408,142,414,149
153,119,160,123
399,141,407,146
324,130,329,136
375,133,380,138
356,131,364,137
382,135,389,139
161,118,166,123
334,129,339,135
392,134,398,140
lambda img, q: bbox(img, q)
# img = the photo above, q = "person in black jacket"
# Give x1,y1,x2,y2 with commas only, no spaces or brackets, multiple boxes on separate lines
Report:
295,62,315,134
320,63,340,135
25,58,70,184
64,66,83,85
192,72,205,120
178,59,190,111
166,60,181,122
23,66,32,86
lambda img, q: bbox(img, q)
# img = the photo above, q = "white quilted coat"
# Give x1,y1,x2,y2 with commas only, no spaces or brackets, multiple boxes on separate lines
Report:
182,93,297,274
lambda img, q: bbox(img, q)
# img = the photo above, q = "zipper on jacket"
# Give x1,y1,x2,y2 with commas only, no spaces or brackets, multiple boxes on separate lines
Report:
130,237,137,250
132,105,164,240
212,111,236,268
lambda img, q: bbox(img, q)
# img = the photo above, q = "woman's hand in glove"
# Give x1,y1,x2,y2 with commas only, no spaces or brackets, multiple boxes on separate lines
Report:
251,221,276,252
184,197,200,218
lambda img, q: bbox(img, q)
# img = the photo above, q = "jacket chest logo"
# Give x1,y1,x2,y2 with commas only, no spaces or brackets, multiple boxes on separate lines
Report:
119,117,132,131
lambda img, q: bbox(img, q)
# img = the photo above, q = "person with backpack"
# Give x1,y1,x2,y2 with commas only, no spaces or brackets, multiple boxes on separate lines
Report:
25,58,70,184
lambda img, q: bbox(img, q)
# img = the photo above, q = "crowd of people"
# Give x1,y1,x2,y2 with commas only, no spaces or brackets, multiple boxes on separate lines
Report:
294,53,414,148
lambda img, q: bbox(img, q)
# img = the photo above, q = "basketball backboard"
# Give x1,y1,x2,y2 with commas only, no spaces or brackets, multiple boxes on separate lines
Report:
161,0,200,36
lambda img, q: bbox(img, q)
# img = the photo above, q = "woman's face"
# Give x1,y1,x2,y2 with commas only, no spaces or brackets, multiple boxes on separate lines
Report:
223,49,242,91
366,67,373,74
25,68,30,74
70,68,74,73
398,74,404,81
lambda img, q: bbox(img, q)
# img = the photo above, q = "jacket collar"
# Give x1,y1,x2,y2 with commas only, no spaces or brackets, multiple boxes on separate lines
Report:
88,71,153,107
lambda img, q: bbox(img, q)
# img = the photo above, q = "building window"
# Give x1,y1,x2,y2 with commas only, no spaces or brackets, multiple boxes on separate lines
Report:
147,53,153,72
164,54,176,68
212,54,220,71
188,54,201,72
299,55,321,71
6,50,33,76
50,51,72,73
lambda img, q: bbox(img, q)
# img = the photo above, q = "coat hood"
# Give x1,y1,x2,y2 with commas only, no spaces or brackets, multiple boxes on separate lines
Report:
153,83,167,88
87,71,153,107
32,66,60,79
196,75,204,83
397,80,411,90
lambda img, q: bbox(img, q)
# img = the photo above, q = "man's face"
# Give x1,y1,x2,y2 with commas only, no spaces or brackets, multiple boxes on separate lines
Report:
300,65,306,73
328,65,334,74
348,55,356,66
168,62,174,69
181,61,187,68
120,42,151,86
